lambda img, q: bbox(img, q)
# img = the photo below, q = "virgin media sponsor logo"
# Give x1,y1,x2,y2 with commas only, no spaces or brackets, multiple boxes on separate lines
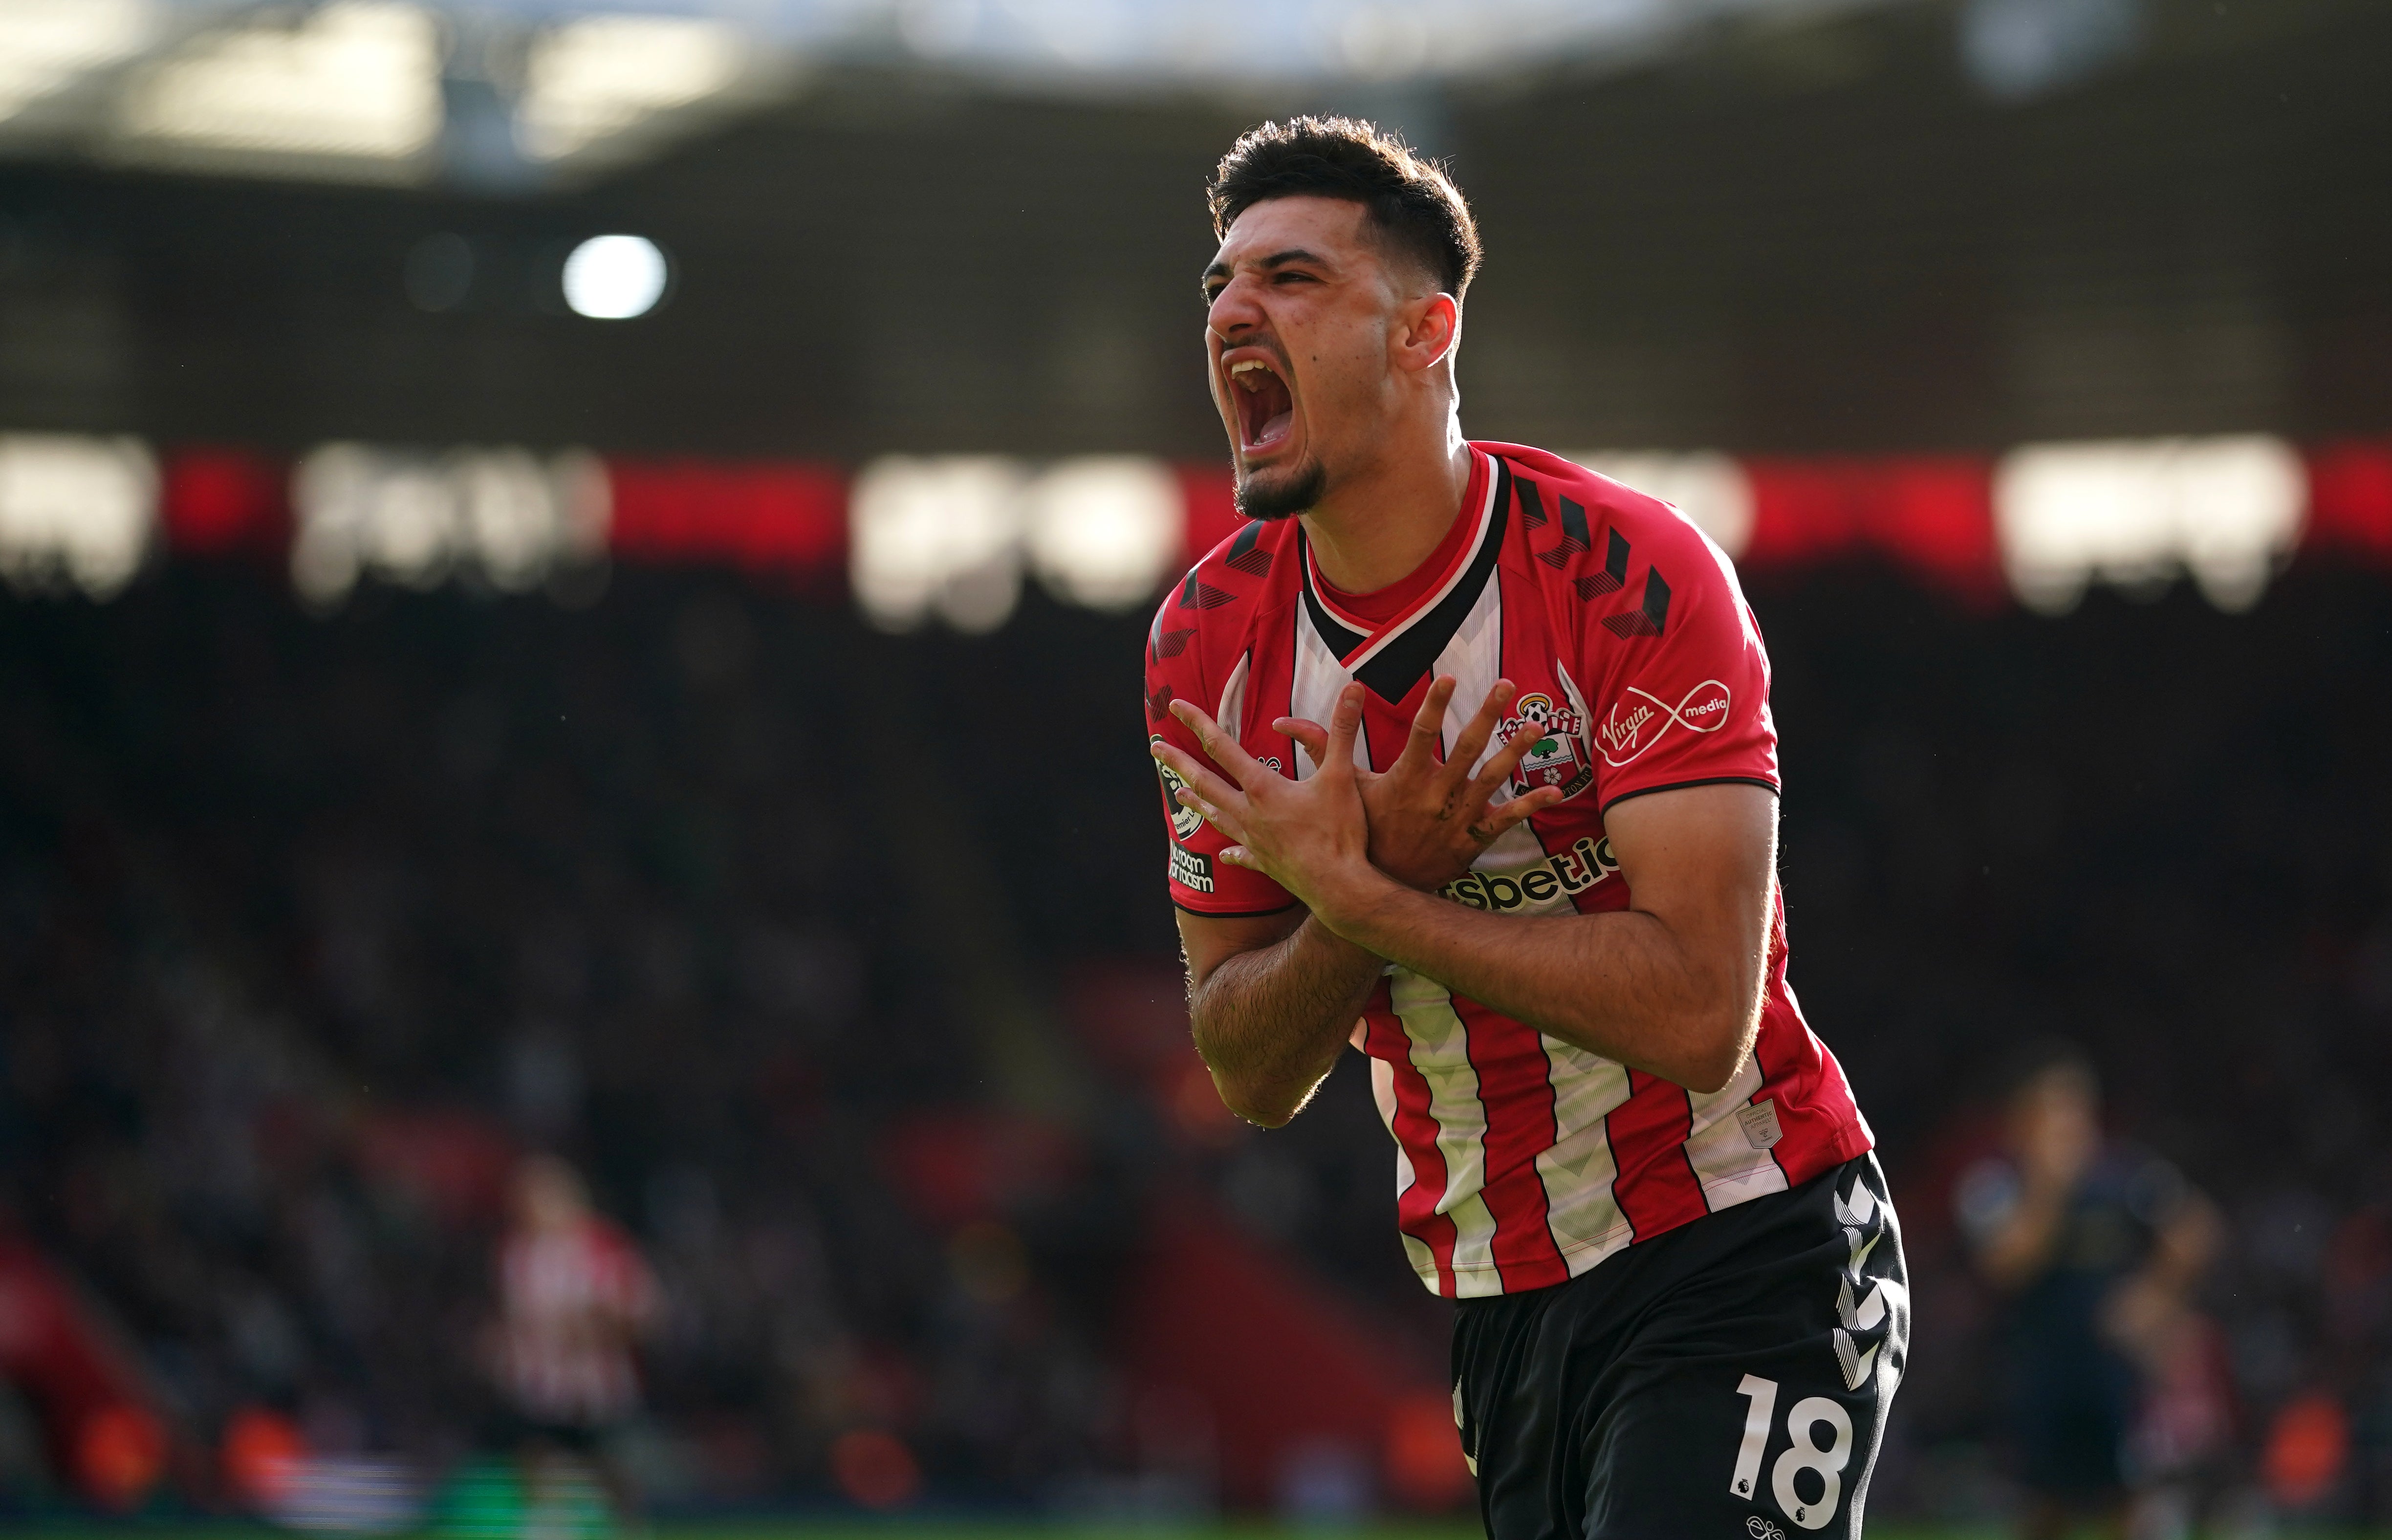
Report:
1597,700,1655,759
1682,680,1730,723
1596,679,1732,767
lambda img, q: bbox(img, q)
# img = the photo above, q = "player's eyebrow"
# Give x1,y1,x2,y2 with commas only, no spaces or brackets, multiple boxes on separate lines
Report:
1200,247,1335,294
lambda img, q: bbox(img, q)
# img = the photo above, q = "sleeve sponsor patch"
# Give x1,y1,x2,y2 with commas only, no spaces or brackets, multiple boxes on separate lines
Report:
1168,844,1215,894
1595,679,1731,767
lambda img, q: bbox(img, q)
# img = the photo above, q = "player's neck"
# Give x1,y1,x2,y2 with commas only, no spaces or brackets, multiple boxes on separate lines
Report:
1301,414,1474,596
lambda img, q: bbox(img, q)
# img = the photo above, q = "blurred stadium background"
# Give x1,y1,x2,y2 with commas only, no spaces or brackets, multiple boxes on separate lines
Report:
0,0,2389,1534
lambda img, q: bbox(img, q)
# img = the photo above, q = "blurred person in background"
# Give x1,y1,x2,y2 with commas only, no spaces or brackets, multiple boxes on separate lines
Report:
489,1155,660,1525
1957,1042,2222,1540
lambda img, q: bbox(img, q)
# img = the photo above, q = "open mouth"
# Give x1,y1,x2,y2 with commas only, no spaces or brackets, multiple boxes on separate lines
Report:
1227,356,1294,454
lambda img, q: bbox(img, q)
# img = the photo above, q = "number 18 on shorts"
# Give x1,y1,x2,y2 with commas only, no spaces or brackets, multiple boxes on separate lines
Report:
1454,1155,1908,1540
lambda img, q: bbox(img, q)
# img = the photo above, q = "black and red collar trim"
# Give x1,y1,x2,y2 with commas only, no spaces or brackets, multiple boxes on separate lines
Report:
1299,453,1511,702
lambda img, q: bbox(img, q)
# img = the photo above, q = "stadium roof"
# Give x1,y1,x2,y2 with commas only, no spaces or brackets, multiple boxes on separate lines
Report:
0,0,1927,187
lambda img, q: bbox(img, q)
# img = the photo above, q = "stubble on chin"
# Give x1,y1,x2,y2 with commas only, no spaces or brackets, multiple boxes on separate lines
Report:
1234,457,1327,522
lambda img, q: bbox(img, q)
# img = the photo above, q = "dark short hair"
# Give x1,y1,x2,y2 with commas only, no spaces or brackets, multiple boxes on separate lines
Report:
1207,116,1482,299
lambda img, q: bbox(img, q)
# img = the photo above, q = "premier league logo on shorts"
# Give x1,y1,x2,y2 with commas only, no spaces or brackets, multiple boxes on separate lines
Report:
1502,693,1594,802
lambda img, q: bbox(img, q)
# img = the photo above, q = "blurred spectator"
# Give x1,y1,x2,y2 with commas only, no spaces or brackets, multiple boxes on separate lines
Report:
1955,1042,2222,1539
487,1155,658,1518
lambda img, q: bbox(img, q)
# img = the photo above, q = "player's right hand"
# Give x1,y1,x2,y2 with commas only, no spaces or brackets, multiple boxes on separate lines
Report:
1155,686,1377,920
1278,676,1562,892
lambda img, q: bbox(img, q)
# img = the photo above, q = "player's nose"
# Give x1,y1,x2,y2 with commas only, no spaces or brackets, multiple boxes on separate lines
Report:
1207,271,1264,339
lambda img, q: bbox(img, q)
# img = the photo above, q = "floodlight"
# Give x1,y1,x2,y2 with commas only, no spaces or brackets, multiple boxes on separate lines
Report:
292,443,601,604
1023,458,1180,610
517,16,743,163
0,0,155,127
850,457,1026,633
1994,436,2305,613
116,2,441,164
563,235,669,320
0,434,156,598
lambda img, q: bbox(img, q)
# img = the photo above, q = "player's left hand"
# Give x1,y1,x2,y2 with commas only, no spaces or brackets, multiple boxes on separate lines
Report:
1154,685,1384,920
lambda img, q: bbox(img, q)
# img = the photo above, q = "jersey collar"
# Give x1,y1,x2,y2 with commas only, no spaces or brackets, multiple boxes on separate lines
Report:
1299,450,1511,702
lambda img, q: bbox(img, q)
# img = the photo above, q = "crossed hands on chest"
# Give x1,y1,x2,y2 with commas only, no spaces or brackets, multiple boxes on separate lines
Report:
1153,675,1566,924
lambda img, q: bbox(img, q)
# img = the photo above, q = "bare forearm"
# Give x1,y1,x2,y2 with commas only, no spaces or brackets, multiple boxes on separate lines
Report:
1320,873,1758,1092
1189,916,1382,1127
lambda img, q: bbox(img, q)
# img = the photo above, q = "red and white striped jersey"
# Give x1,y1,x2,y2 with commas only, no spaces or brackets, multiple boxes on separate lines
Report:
1148,442,1872,1299
496,1215,658,1426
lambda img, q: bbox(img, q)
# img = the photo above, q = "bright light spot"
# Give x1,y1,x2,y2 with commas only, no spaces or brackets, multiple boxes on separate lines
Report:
850,457,1025,633
292,444,607,606
1994,435,2305,613
0,434,156,599
563,236,669,320
1023,457,1180,610
1960,0,2142,102
0,0,154,127
517,16,744,163
116,2,441,167
1570,451,1756,559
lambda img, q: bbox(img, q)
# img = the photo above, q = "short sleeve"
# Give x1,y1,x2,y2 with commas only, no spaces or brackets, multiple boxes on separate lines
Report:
1582,528,1780,813
1144,595,1296,917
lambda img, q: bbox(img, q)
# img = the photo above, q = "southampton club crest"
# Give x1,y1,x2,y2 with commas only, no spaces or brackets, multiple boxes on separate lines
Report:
1501,692,1594,802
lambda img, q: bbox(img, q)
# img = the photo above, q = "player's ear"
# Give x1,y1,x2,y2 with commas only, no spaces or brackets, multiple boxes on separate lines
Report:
1396,292,1460,374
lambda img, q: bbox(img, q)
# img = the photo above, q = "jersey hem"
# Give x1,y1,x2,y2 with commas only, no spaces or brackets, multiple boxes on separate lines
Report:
1597,775,1781,816
1173,899,1302,919
1414,1120,1876,1295
1421,1217,1633,1293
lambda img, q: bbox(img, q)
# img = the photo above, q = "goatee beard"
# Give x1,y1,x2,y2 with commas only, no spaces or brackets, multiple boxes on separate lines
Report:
1234,458,1326,522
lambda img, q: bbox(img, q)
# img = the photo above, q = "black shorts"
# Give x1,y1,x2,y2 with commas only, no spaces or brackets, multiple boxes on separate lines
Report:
1454,1152,1908,1540
2010,1345,2135,1498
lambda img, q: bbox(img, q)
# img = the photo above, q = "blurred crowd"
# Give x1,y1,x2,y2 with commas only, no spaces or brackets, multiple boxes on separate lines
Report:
0,554,2389,1529
0,565,1149,1519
